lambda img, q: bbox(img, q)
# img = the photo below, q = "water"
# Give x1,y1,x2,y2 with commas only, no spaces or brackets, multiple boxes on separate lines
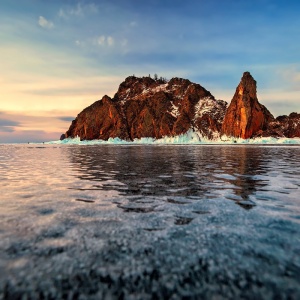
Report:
0,144,300,299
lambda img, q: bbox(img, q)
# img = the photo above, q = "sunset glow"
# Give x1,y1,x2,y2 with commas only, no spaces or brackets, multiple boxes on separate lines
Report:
1,0,300,142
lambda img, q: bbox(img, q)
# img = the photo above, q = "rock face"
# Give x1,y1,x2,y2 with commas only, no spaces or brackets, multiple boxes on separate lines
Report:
221,72,275,139
64,76,227,140
276,113,300,137
62,72,299,141
254,112,300,138
65,95,129,140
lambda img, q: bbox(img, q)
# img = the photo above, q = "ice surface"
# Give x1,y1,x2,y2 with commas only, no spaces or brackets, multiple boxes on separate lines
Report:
47,129,300,145
0,144,300,299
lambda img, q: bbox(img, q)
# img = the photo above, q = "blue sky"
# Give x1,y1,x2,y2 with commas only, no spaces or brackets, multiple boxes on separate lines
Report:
1,0,300,142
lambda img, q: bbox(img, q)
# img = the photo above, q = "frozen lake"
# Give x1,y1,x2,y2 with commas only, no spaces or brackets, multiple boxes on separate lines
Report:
0,144,300,299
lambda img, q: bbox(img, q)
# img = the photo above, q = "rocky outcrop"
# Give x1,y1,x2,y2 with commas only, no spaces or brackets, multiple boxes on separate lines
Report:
221,72,275,139
254,112,300,138
62,72,299,141
65,95,130,140
277,112,300,137
64,76,227,140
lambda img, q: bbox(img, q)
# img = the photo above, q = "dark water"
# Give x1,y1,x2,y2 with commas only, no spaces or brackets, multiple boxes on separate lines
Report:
0,144,300,299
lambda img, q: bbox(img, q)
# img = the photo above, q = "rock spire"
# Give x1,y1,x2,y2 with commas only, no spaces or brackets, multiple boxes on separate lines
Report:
221,72,274,139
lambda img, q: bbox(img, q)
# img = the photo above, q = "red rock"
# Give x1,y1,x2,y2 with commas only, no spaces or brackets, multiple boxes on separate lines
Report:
221,72,275,139
276,112,300,138
62,73,299,141
64,76,227,140
65,95,129,140
258,112,300,138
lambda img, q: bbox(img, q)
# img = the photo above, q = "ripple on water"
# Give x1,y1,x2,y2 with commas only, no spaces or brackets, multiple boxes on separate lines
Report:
1,144,300,299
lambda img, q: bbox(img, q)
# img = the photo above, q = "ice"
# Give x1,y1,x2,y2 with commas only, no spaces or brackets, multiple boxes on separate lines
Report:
47,129,300,145
1,144,300,298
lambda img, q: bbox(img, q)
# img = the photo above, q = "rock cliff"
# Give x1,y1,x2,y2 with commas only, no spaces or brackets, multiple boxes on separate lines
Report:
221,72,275,139
254,112,300,138
63,76,227,140
62,72,299,141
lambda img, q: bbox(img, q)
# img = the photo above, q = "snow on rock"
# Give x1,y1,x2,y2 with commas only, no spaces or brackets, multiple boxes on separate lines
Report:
47,131,300,145
169,101,180,118
193,97,217,120
153,83,168,93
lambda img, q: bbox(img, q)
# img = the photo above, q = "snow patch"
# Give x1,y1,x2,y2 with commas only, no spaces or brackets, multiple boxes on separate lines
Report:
153,83,168,93
142,88,150,94
169,102,180,118
139,83,168,97
194,97,218,120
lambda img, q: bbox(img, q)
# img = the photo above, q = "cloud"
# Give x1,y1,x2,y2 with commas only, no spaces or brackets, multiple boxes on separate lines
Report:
75,36,116,48
38,16,54,29
78,36,116,48
0,126,13,133
0,129,62,143
0,127,15,133
58,3,98,18
97,35,106,45
0,111,77,141
0,110,85,142
280,66,300,90
58,9,68,19
0,118,20,127
91,35,115,47
0,40,125,115
0,118,21,132
58,116,75,122
107,36,114,46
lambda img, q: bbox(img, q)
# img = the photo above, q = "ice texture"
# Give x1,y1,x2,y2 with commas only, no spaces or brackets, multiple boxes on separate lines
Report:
48,129,300,145
0,144,300,299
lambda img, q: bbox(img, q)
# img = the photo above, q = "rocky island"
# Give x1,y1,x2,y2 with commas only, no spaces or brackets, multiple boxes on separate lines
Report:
61,72,300,141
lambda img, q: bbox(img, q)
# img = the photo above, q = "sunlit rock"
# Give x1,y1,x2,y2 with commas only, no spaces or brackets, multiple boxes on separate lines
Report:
63,75,227,141
61,72,299,141
221,72,274,139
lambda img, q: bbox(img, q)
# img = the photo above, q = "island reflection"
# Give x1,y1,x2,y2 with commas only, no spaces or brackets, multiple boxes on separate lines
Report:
66,145,270,210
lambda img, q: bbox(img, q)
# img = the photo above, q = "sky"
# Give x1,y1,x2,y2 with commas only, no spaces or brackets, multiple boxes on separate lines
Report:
1,0,300,143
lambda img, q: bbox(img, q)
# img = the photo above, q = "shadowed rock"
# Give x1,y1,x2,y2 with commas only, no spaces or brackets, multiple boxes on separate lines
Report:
254,112,300,138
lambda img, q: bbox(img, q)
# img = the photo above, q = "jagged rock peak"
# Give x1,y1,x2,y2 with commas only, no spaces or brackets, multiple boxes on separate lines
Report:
116,75,167,92
238,71,257,99
63,75,227,141
241,71,255,81
117,76,155,92
114,76,168,102
221,72,274,139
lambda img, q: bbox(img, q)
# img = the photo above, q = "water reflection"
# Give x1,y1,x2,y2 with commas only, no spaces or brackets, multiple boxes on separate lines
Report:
1,144,300,299
66,145,271,210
